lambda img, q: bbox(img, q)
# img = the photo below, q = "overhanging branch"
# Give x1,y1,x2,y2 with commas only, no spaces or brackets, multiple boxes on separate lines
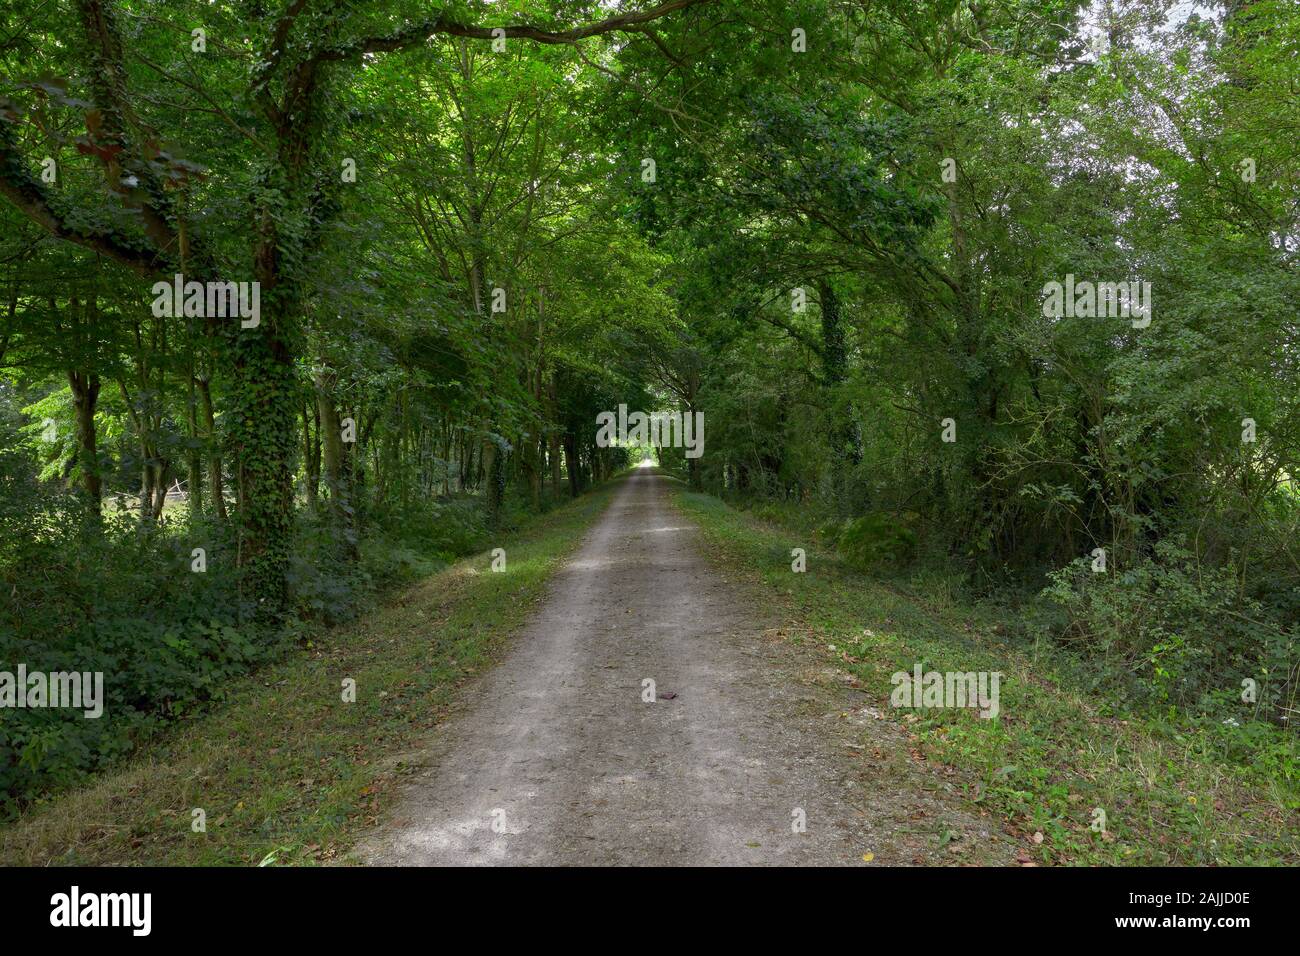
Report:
313,0,711,63
0,127,168,276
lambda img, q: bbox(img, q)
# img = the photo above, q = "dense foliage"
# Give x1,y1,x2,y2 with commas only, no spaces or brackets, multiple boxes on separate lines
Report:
0,0,1296,809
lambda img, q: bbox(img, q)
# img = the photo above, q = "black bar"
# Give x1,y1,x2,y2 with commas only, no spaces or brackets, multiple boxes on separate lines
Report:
1,866,1280,942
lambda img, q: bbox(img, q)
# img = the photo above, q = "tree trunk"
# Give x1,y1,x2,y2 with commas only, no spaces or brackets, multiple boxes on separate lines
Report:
302,398,319,511
196,374,226,521
549,431,561,500
316,373,357,561
229,289,298,621
483,436,508,527
185,372,204,518
564,431,581,497
67,369,102,518
818,279,855,515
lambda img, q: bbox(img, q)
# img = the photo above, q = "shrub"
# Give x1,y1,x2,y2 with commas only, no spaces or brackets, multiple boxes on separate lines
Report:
0,500,279,812
837,511,918,570
1042,538,1296,716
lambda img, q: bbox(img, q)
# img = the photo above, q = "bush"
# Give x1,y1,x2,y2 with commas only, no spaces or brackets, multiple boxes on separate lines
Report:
837,511,918,570
371,497,488,559
0,505,282,811
1042,538,1296,716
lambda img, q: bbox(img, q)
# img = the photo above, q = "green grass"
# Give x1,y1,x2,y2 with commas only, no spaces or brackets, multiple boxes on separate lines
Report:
0,479,621,866
673,488,1300,866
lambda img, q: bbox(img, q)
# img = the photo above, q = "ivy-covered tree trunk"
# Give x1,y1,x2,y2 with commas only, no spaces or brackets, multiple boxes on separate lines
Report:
227,199,303,622
229,312,297,623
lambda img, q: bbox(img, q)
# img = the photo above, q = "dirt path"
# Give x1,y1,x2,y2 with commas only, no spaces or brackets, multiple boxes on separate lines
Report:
358,467,1012,866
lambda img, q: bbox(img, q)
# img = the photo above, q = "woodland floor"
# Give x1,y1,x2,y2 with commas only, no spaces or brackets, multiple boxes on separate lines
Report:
356,466,1015,866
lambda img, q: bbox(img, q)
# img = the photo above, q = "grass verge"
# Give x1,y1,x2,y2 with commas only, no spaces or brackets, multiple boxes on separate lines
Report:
0,479,621,866
673,487,1299,866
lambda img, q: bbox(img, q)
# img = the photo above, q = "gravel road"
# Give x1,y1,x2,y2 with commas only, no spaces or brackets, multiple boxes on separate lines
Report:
358,467,1010,866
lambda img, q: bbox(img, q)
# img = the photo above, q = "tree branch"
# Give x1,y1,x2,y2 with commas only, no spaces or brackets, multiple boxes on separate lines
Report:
312,0,711,64
0,125,169,276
